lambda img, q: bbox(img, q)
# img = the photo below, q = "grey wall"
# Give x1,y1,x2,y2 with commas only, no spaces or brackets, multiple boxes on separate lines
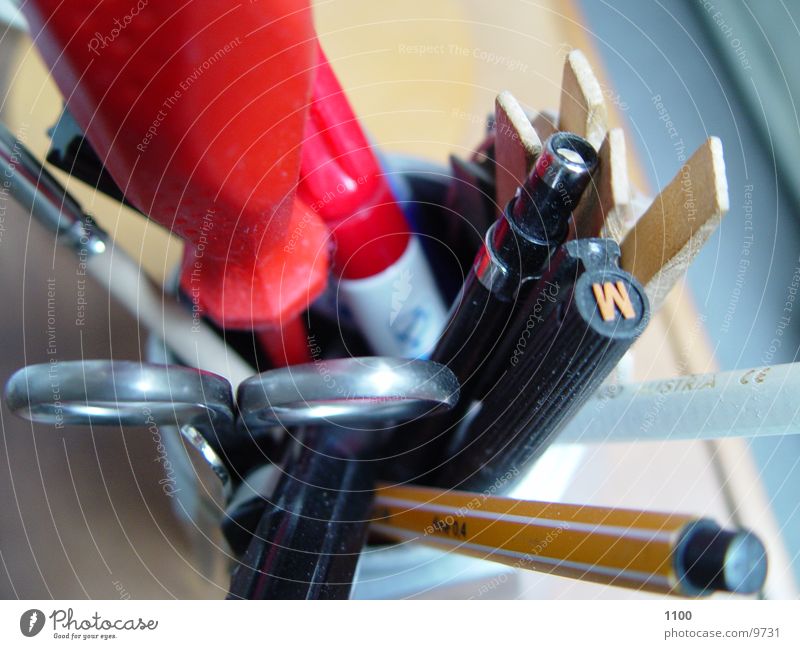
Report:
578,0,800,582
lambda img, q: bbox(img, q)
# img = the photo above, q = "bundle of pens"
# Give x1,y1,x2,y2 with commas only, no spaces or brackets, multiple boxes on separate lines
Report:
3,1,766,599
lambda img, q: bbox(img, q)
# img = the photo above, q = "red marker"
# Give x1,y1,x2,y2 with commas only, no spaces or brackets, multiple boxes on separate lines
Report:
299,45,446,357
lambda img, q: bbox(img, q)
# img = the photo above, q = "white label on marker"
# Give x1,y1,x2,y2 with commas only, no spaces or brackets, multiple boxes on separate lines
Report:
339,236,447,358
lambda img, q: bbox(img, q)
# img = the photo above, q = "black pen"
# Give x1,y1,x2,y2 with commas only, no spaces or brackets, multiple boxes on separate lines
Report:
433,132,598,394
435,238,649,491
227,426,375,600
384,133,598,484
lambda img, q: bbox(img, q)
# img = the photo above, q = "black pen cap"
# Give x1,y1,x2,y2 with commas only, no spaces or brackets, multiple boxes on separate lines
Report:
676,521,768,595
511,132,598,238
490,133,598,280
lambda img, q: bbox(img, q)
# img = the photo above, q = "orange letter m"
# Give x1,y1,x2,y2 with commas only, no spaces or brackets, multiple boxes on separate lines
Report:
592,281,636,322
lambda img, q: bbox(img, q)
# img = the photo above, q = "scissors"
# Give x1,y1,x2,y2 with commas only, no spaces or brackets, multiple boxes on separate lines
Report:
5,357,459,495
5,356,458,599
5,360,237,500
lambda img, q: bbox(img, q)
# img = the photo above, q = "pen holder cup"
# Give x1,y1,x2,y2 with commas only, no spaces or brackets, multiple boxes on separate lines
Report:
150,155,585,597
143,155,476,593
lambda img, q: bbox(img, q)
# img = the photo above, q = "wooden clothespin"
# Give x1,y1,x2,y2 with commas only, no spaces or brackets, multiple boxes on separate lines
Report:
558,49,608,149
493,91,543,210
531,110,558,141
620,137,729,311
571,128,632,240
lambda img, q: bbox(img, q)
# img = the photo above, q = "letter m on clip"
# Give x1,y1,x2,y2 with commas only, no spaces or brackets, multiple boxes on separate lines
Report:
592,281,636,321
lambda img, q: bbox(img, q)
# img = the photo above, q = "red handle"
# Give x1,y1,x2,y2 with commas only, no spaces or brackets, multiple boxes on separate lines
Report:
298,45,409,280
24,0,329,329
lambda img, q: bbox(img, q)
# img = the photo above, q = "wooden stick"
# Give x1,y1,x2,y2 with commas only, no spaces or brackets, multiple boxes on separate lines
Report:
494,91,543,210
619,137,729,311
531,110,558,141
571,127,632,240
558,49,607,149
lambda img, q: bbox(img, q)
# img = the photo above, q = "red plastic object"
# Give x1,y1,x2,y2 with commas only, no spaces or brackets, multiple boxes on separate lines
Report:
23,0,329,330
298,45,409,280
256,318,311,367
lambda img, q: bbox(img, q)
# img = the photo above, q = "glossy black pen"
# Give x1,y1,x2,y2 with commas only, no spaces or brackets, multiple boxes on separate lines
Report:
436,238,649,492
433,132,599,397
385,133,598,484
